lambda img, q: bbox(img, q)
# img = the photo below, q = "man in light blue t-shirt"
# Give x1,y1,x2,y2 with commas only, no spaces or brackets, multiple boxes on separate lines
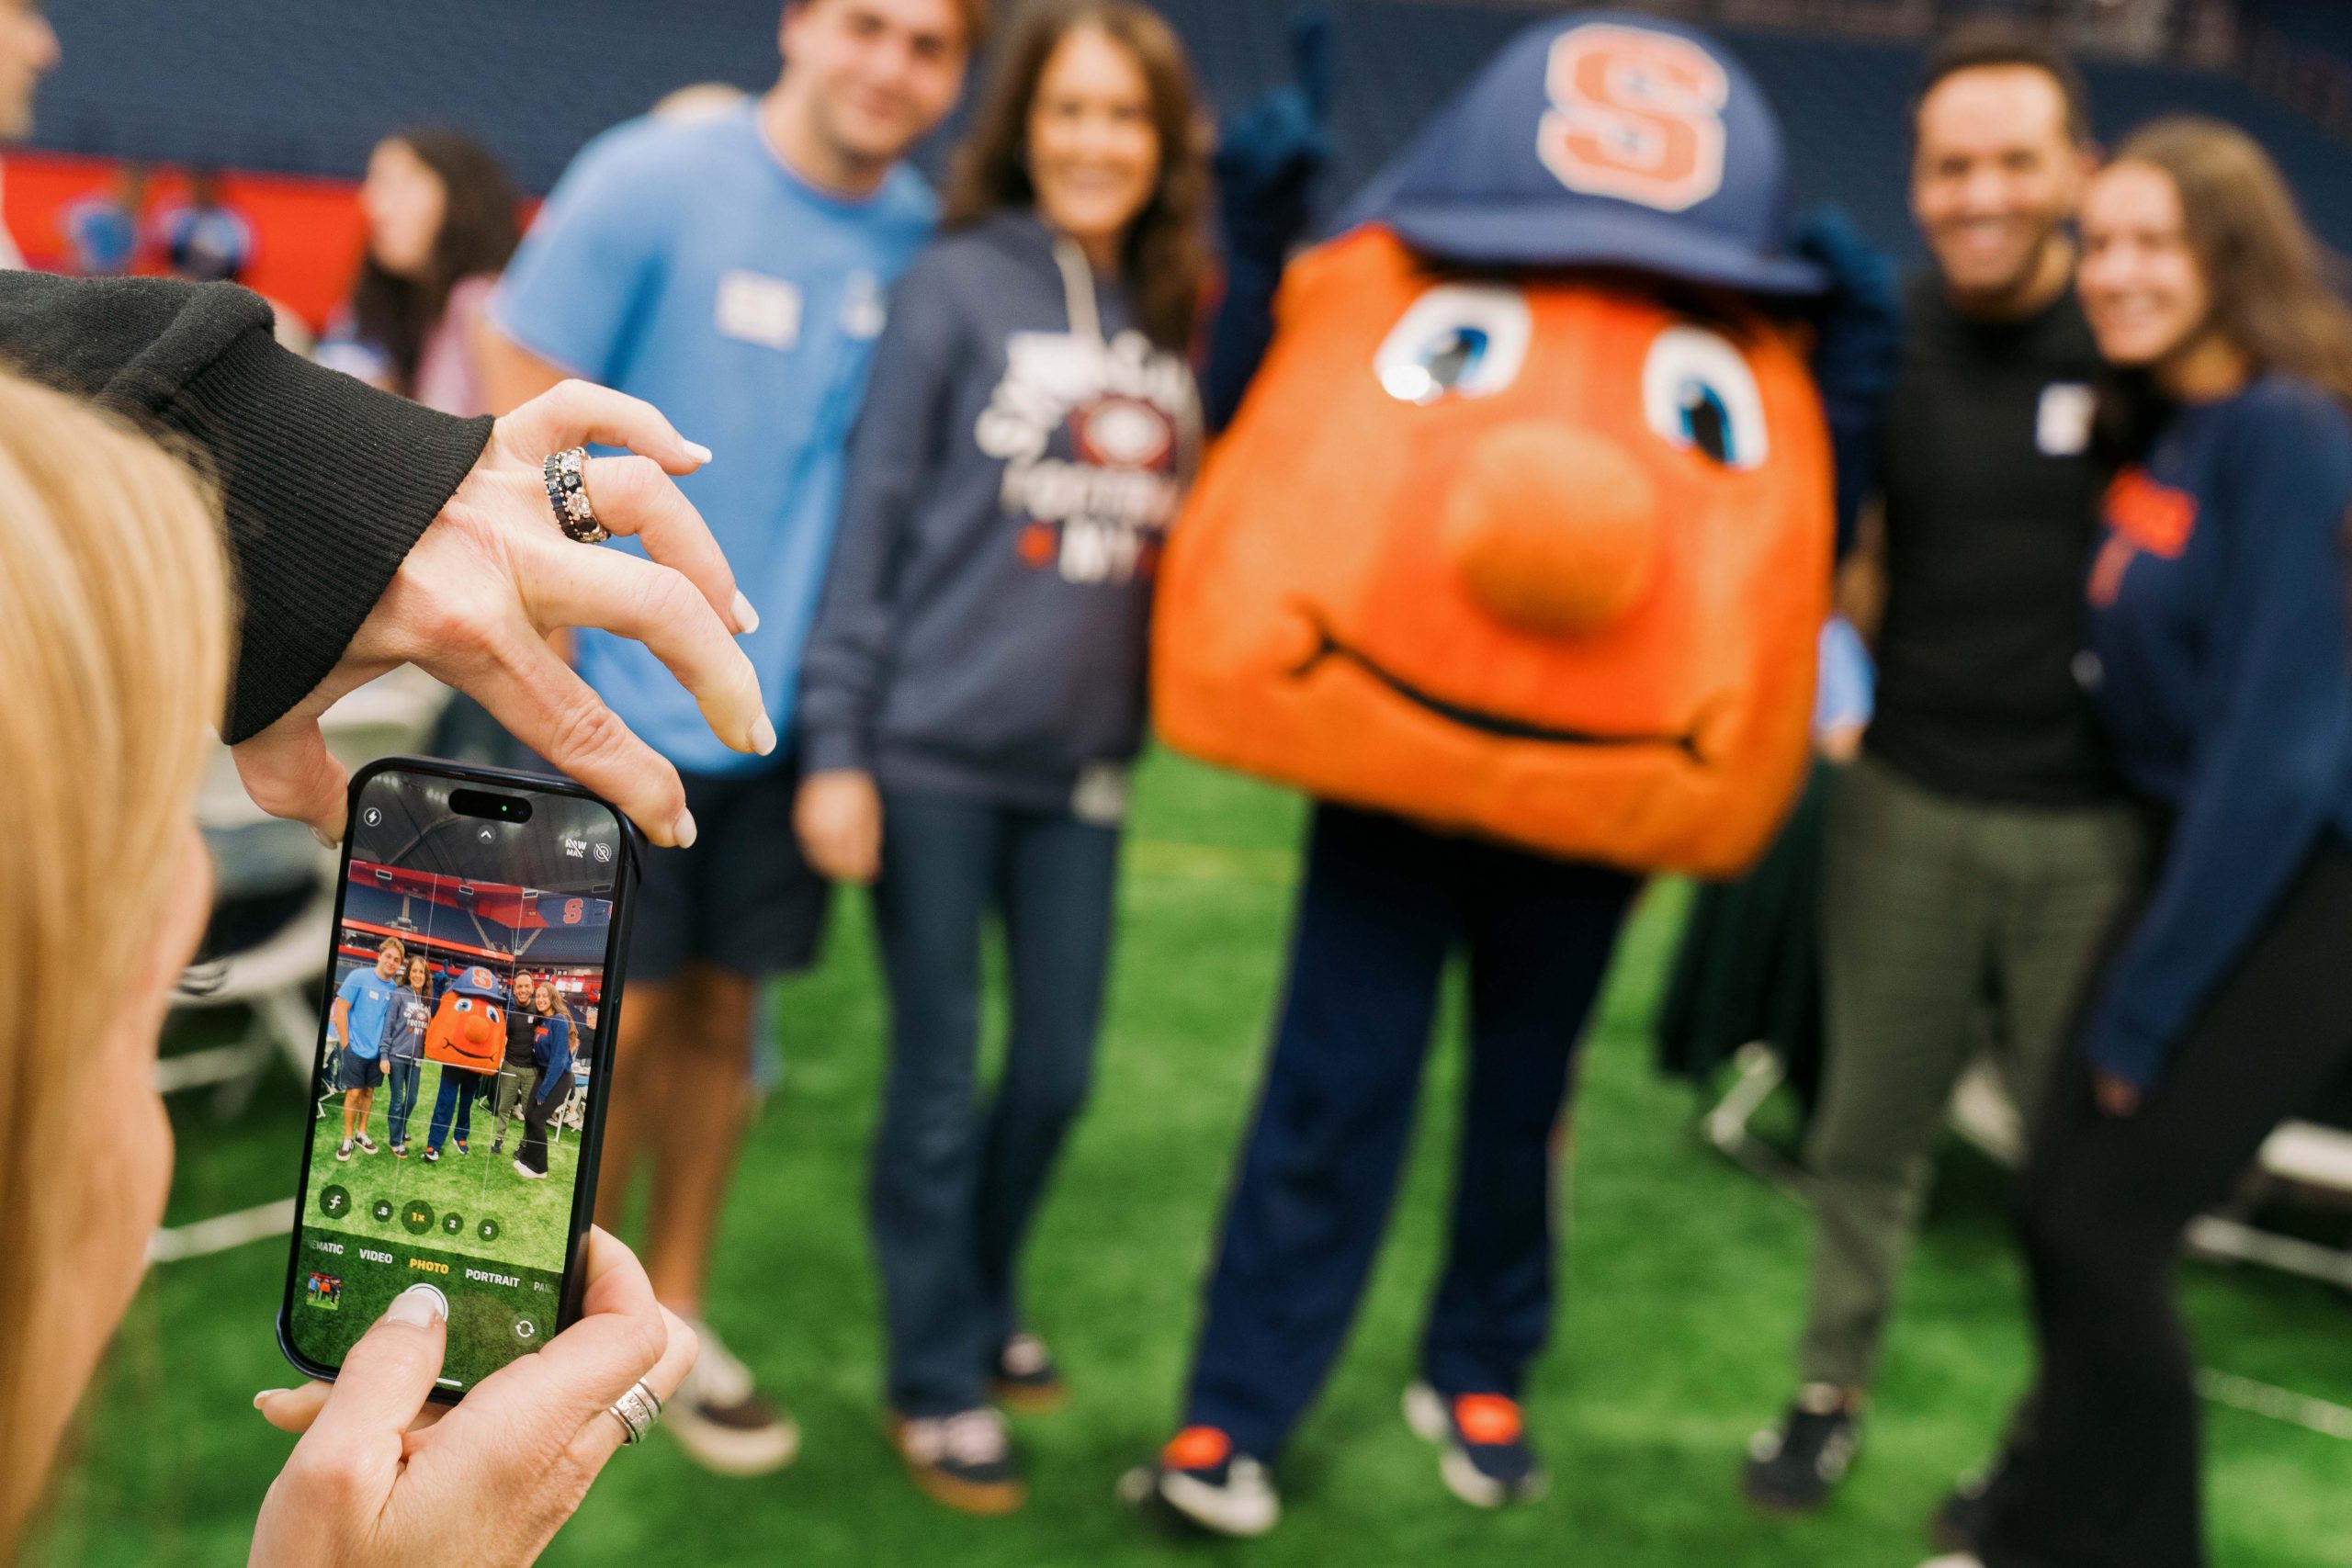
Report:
329,936,407,1161
481,0,979,1476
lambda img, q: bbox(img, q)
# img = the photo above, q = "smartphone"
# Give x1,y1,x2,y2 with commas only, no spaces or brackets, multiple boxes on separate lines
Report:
277,757,639,1400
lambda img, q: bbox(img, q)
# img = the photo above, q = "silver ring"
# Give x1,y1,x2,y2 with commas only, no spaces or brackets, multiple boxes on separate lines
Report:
543,447,610,545
605,1378,663,1446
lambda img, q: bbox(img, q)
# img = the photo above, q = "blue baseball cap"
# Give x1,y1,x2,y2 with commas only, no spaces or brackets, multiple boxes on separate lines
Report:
1340,9,1826,297
447,964,507,1001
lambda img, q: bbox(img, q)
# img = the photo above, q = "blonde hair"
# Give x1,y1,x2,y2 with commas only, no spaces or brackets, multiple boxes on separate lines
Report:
0,371,231,1549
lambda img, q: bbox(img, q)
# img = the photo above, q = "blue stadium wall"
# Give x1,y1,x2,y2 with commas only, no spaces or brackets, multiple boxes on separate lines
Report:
29,0,2352,262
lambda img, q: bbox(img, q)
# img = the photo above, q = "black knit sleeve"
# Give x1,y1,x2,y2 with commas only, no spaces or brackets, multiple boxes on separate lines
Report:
0,272,494,741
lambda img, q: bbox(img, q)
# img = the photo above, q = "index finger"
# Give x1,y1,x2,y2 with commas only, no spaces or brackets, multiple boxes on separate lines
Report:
496,379,712,476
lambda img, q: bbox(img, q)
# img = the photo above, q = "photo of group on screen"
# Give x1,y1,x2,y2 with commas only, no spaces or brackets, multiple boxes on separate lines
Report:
322,923,595,1179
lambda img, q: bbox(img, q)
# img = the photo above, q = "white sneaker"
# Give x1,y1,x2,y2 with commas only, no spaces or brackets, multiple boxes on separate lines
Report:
894,1406,1023,1515
1117,1427,1282,1539
1919,1556,1986,1567
662,1320,800,1476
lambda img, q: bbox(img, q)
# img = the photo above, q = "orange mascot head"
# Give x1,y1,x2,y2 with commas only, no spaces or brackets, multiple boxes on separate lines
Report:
423,964,508,1075
1153,12,1833,877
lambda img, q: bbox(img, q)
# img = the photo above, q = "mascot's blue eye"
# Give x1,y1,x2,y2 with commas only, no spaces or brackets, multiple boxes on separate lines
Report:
1422,327,1490,391
1643,325,1769,470
1678,380,1739,465
455,998,472,1011
1376,285,1532,404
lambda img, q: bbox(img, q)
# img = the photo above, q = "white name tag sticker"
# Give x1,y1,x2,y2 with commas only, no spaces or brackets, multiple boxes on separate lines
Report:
841,270,888,341
1071,762,1130,827
2037,382,2095,457
715,270,802,351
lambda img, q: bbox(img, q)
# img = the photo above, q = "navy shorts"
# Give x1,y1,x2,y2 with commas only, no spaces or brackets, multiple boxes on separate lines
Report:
336,1048,384,1090
628,760,831,984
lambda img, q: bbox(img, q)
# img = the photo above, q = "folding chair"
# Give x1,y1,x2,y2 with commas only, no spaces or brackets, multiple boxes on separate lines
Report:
150,672,451,1264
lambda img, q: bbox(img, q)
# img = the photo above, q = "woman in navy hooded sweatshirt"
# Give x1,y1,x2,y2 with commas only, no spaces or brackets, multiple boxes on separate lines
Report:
794,0,1207,1515
1938,119,2352,1568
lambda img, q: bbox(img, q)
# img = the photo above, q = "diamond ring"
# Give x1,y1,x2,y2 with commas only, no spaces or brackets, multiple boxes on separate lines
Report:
543,447,610,545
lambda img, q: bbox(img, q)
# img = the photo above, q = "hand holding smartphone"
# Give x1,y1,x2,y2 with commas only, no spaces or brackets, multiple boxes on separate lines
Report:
277,758,639,1398
254,1228,697,1567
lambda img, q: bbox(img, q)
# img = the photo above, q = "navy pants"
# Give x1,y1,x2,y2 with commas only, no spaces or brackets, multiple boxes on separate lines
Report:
386,1058,422,1148
1183,804,1636,1460
426,1066,482,1152
867,791,1120,1417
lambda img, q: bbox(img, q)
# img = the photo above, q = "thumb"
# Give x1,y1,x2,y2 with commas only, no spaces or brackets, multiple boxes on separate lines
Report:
294,1285,449,1471
232,716,351,845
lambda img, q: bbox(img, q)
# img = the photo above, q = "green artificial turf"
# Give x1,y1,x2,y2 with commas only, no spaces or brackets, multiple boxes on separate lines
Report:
33,753,2352,1566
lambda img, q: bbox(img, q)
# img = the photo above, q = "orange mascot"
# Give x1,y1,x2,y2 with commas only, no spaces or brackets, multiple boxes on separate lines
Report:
421,963,508,1160
1128,11,1849,1533
424,964,509,1075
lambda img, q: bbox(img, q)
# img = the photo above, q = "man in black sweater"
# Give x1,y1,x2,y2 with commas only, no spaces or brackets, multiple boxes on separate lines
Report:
0,269,772,845
1743,30,2147,1513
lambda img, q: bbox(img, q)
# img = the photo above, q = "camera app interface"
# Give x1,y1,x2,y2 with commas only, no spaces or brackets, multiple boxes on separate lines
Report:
289,772,622,1392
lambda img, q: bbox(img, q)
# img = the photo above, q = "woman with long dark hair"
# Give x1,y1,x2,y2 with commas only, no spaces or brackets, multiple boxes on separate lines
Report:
1931,118,2352,1568
794,0,1208,1514
317,130,520,415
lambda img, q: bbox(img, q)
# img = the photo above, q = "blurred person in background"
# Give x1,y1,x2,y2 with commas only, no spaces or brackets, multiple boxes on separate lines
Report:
0,0,57,265
156,166,256,284
62,162,146,276
1744,28,2148,1513
0,362,699,1566
316,130,521,418
795,0,1205,1513
1929,118,2352,1568
515,981,579,1179
481,0,982,1476
384,953,435,1156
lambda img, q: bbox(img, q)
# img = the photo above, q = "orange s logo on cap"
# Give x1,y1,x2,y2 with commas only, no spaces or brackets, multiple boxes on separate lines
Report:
1540,23,1730,212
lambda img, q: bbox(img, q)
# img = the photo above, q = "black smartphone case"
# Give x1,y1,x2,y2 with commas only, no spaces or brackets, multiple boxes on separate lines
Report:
274,756,642,1403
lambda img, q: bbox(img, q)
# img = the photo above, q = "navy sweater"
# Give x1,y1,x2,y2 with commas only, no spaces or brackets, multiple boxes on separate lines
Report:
2079,374,2352,1087
532,1016,574,1109
797,210,1203,813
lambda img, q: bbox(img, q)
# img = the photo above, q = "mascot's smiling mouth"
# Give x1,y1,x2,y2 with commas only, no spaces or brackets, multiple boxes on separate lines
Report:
1289,623,1705,759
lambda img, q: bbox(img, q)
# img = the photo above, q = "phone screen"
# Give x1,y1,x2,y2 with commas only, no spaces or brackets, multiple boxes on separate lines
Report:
280,763,632,1395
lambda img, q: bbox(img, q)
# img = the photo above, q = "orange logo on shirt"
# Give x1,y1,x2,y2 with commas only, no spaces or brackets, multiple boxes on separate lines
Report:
2090,467,2198,606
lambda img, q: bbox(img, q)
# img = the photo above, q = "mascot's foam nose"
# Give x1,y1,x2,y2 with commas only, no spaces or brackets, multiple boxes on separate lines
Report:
463,1016,492,1045
1441,423,1660,638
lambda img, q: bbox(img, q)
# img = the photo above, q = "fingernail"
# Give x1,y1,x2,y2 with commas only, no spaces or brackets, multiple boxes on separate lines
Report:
385,1284,447,1328
730,590,761,636
311,826,339,851
672,808,698,850
683,440,715,466
751,715,777,757
253,1388,288,1409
